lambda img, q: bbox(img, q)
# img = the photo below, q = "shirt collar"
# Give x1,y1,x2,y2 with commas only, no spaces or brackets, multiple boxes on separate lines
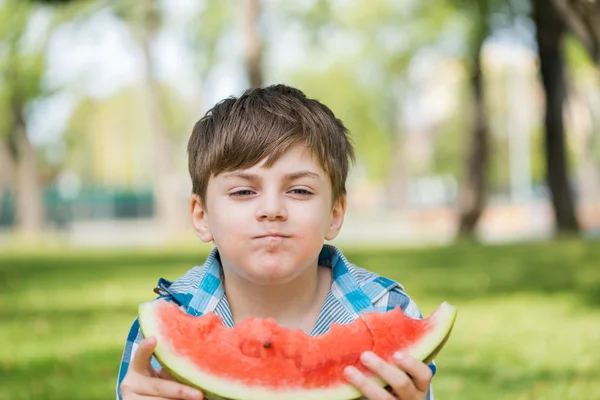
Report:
154,245,400,334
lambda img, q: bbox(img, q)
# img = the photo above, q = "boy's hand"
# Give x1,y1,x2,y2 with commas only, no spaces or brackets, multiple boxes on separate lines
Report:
120,337,204,400
344,352,432,400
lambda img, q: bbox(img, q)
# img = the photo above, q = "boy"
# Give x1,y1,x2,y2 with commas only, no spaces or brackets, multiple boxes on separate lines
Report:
117,84,436,400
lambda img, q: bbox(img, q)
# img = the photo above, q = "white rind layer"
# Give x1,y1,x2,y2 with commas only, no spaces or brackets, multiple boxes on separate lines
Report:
138,300,457,400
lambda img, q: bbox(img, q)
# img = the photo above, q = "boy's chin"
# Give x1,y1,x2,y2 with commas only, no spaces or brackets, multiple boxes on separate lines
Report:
241,264,303,286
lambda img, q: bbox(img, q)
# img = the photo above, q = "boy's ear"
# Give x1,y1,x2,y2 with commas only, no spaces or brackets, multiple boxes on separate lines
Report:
325,195,347,241
190,194,213,243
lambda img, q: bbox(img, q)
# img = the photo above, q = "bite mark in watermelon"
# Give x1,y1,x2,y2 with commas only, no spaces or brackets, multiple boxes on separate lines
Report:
138,299,457,400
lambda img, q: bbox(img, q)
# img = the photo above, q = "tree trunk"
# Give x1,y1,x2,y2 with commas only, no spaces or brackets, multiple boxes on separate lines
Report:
457,23,489,237
533,0,580,233
551,0,600,66
12,108,45,235
243,0,263,88
139,0,181,234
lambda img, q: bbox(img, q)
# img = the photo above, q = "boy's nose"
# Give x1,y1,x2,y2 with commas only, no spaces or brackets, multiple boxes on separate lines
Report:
255,194,288,221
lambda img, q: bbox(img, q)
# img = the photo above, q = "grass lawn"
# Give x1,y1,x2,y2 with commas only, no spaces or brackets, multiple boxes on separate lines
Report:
1,240,599,400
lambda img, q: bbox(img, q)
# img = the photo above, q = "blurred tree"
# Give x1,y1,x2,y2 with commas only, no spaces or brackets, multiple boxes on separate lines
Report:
532,0,580,233
30,0,183,231
0,2,63,233
184,0,232,101
415,0,517,238
0,2,47,234
63,84,192,191
456,0,492,237
244,0,263,87
1,0,88,233
552,0,600,66
276,0,456,204
127,0,182,232
59,0,197,232
556,1,600,217
37,0,233,230
27,0,190,232
564,37,600,206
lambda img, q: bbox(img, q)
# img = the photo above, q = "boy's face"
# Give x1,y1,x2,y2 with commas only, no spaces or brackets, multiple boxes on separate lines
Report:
190,144,346,286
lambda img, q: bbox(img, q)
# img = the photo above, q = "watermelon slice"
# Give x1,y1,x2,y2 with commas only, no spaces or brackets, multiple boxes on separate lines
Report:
138,299,457,400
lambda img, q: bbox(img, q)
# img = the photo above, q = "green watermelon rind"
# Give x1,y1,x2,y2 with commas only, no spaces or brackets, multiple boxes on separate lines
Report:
138,300,457,400
407,301,457,364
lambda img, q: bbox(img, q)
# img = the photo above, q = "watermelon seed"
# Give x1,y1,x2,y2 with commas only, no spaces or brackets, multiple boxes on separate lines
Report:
263,341,272,349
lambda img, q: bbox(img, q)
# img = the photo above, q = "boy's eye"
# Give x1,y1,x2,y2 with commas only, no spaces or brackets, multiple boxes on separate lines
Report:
229,190,255,197
290,188,313,196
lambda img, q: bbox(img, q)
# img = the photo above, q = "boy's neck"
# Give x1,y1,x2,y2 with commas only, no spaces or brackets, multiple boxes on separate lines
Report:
222,263,332,334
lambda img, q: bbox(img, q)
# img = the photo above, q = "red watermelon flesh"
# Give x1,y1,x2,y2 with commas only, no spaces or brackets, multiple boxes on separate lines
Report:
138,299,457,400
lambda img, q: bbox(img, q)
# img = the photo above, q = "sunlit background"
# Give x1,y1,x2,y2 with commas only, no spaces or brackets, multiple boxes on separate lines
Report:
1,0,599,399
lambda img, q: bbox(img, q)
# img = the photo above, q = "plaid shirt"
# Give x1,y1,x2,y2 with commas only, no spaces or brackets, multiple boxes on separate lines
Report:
116,245,436,399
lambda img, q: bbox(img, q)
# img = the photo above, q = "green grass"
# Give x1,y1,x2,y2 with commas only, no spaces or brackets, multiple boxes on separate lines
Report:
1,240,600,399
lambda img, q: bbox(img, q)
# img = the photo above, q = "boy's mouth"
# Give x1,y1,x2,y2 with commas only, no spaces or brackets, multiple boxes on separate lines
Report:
254,233,290,239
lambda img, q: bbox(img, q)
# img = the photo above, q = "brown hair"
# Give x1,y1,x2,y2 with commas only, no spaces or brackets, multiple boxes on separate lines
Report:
187,84,355,207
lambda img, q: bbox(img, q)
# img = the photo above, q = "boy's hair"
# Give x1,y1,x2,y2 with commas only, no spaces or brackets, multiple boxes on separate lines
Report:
187,84,355,207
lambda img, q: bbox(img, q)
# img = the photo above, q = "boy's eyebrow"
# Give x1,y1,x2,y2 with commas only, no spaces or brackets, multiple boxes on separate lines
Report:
222,172,260,181
285,171,320,181
221,170,320,181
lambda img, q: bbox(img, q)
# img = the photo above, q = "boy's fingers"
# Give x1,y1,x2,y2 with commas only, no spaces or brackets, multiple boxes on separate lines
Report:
392,353,433,393
138,377,203,400
130,337,157,374
359,352,417,398
157,368,176,381
344,366,395,400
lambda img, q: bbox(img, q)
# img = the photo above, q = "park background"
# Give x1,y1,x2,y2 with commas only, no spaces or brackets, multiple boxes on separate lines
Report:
1,0,599,399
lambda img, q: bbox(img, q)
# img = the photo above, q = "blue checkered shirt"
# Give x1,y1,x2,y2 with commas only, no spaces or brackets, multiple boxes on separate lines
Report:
117,245,436,399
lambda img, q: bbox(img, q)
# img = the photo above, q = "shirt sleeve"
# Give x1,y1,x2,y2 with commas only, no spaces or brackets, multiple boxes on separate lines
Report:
380,288,437,399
